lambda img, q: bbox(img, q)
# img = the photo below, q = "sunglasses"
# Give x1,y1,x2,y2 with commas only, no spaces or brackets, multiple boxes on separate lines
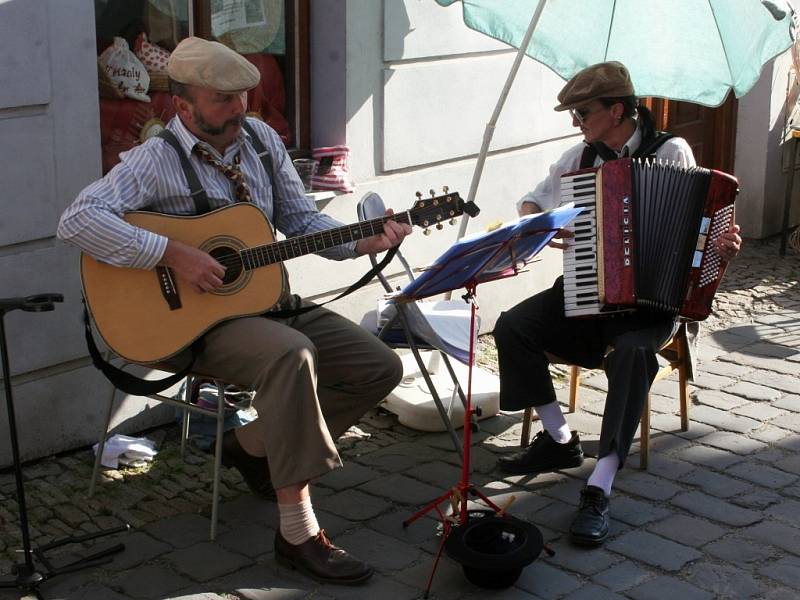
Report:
569,105,602,126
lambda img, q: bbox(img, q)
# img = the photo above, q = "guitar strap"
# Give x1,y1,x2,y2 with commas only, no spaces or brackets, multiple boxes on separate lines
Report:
83,301,199,396
83,122,398,395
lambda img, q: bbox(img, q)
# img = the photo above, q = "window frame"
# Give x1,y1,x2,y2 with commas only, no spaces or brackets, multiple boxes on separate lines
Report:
191,0,310,156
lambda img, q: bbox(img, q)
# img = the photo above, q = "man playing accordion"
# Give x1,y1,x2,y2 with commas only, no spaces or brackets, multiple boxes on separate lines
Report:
494,62,742,546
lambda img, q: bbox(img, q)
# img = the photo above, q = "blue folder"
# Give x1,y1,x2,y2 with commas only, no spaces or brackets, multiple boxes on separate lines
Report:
397,204,583,300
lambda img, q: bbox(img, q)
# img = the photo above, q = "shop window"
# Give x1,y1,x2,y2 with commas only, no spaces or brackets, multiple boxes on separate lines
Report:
94,0,309,174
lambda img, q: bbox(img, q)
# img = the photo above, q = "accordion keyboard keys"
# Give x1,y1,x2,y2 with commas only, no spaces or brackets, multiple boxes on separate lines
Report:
561,172,602,316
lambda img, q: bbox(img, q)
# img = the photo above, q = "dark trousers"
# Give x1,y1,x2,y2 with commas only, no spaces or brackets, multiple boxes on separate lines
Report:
493,277,677,464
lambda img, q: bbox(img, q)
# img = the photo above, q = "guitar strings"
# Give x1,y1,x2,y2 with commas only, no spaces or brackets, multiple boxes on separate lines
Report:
206,214,413,270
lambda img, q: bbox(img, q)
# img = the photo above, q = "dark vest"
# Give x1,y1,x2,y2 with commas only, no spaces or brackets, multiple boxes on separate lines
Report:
579,130,674,169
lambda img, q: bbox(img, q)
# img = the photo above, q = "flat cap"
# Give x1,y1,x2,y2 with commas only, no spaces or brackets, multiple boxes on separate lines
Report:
167,37,260,93
554,61,634,111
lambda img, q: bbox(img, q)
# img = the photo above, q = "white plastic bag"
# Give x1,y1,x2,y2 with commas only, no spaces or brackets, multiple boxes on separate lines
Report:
98,37,151,103
93,434,158,469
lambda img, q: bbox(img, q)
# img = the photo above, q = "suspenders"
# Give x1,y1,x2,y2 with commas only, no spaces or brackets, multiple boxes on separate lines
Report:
156,121,277,226
156,129,212,214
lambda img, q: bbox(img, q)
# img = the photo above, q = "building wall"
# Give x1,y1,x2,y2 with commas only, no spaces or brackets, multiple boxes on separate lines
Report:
305,0,573,328
0,0,173,467
734,52,797,239
765,52,799,237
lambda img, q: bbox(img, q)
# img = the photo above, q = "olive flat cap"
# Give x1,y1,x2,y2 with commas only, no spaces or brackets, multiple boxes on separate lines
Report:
167,37,260,93
554,61,634,111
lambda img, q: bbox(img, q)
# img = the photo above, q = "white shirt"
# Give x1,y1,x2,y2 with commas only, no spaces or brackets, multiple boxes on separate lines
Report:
517,125,696,214
58,116,357,269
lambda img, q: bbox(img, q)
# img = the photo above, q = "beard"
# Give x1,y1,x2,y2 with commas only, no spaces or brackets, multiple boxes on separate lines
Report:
192,110,245,137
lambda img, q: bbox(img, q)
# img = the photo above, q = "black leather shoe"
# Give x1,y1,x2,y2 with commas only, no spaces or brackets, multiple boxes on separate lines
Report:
570,485,610,546
275,529,373,585
497,430,584,475
219,429,275,500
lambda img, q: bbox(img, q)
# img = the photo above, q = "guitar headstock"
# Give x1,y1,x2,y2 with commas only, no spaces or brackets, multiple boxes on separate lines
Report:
410,187,480,235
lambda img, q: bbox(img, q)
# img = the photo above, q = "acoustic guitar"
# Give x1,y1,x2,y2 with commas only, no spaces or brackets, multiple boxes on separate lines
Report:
81,190,474,364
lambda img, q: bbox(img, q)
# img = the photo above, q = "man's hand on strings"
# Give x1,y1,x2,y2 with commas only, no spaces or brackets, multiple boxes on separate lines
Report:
160,239,226,294
356,208,413,255
548,228,574,250
715,223,742,262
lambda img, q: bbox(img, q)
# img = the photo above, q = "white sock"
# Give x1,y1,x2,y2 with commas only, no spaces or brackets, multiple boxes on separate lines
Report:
278,497,320,545
534,401,571,443
587,453,620,496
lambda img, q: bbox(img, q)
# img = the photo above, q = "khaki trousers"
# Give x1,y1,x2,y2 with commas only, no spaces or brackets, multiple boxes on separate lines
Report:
176,304,402,489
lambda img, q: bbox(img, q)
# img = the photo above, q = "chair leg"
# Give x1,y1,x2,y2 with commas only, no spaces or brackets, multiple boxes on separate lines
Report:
439,353,469,411
678,365,690,433
639,393,651,470
568,366,580,413
393,308,463,459
210,380,225,541
409,348,463,459
89,382,118,497
521,408,533,447
180,376,193,459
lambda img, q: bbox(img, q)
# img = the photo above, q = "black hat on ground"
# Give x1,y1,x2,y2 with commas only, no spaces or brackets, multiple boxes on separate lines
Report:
444,509,545,589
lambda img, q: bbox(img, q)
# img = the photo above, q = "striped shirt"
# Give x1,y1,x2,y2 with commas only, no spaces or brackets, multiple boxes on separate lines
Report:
57,116,357,269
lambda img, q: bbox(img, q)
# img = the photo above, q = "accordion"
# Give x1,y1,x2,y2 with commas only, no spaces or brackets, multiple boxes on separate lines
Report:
561,158,738,320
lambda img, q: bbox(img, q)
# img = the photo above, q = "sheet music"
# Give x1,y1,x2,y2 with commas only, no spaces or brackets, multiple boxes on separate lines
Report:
397,204,583,300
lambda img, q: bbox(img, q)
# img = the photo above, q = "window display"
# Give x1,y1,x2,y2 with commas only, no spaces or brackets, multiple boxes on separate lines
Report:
95,0,298,174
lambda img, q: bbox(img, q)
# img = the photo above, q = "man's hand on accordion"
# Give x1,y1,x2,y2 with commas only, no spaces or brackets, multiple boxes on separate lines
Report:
548,228,574,250
715,223,742,263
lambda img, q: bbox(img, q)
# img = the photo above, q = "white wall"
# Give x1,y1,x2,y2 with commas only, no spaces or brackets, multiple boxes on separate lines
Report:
303,0,578,328
734,51,797,238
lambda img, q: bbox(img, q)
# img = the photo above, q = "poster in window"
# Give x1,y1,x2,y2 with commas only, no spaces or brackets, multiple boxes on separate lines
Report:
210,0,284,54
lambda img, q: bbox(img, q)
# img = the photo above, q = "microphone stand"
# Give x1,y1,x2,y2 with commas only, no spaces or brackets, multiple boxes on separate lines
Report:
0,294,128,599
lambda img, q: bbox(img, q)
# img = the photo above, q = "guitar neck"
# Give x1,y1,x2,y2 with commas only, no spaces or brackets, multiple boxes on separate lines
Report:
241,211,412,269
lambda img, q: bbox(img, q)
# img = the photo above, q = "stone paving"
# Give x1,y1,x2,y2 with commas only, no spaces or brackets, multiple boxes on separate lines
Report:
1,237,799,600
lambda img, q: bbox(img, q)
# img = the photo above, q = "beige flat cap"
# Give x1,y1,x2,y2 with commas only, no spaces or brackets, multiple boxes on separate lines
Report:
167,37,260,93
554,61,634,111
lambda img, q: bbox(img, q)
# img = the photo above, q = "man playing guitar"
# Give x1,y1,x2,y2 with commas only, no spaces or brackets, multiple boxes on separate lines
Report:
58,37,410,585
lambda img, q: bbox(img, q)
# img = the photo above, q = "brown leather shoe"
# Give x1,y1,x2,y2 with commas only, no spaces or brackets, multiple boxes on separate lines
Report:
218,429,275,500
275,529,373,585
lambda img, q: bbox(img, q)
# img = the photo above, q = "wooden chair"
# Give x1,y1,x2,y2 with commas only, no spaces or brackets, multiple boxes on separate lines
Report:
89,360,229,540
520,322,690,469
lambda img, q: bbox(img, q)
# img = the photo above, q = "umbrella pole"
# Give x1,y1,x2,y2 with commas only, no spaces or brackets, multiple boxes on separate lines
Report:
455,0,548,241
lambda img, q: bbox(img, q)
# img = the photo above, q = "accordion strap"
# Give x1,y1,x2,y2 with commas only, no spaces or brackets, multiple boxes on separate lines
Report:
580,131,675,169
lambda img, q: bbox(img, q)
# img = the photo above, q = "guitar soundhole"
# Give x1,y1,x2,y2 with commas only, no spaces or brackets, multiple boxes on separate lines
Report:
209,247,246,290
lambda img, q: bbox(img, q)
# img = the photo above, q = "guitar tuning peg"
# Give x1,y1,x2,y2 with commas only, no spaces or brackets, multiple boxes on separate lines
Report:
449,218,456,225
429,189,435,197
423,228,431,236
415,191,422,199
443,185,449,194
436,223,443,230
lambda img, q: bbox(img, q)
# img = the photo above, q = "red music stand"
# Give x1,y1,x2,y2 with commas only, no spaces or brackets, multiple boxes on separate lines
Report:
394,206,582,596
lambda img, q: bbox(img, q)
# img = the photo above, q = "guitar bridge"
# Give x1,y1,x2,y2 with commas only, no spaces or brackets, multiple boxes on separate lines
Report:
156,266,182,310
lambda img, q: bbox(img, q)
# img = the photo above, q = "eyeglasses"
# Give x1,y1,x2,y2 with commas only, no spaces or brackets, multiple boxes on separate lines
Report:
569,106,600,126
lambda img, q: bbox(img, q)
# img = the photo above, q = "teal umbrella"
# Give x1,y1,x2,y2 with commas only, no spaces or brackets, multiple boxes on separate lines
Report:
436,0,795,107
435,0,795,237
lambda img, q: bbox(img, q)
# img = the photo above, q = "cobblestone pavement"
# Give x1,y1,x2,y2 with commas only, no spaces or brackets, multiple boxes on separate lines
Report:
1,237,799,600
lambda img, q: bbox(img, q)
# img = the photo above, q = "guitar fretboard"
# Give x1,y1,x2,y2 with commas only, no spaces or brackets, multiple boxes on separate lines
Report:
240,212,412,269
